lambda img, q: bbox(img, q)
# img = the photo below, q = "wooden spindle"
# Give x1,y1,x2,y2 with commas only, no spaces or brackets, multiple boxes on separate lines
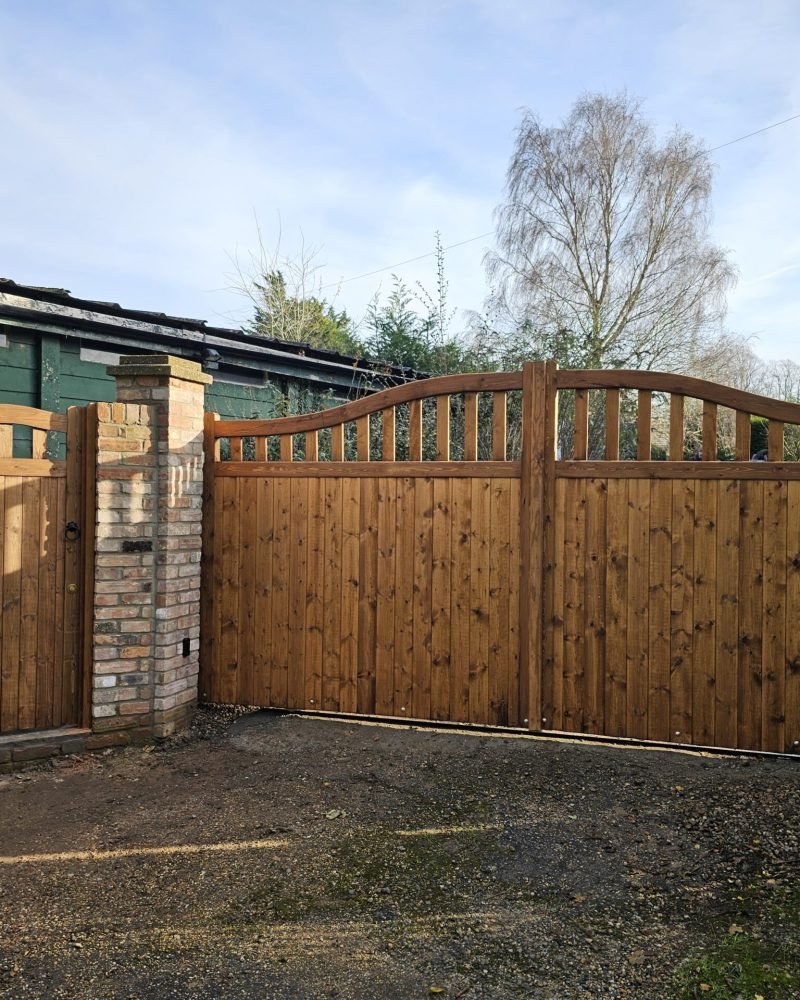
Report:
305,430,318,461
435,396,450,461
280,434,292,461
382,407,395,461
574,389,588,460
702,401,717,460
768,420,784,462
409,400,422,460
669,395,684,461
255,436,267,461
735,411,750,461
331,424,344,461
0,426,11,458
357,415,370,461
464,393,478,461
230,437,243,461
492,391,507,461
637,390,652,461
605,389,620,460
32,428,47,460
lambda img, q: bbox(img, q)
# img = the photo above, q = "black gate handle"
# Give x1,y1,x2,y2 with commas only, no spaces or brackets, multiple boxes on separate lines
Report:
65,521,81,541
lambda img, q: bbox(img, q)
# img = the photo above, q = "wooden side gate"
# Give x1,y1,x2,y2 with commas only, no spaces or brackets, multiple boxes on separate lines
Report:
0,404,96,736
200,364,800,754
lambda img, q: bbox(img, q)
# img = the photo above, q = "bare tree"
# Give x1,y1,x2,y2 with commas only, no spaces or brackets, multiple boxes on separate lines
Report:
486,93,737,372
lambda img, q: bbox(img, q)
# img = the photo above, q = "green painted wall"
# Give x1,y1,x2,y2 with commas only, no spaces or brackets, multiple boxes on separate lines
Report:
0,330,338,457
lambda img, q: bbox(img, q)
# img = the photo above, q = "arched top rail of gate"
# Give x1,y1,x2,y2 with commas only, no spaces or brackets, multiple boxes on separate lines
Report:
0,403,69,468
213,371,523,469
556,367,800,466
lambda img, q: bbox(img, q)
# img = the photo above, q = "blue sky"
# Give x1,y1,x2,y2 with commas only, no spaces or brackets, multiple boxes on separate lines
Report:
1,0,798,360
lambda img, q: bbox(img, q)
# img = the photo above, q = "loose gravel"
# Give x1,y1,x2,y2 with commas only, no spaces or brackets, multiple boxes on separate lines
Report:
0,708,798,999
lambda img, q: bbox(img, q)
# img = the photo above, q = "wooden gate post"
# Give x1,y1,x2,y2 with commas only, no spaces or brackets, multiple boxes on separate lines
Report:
519,361,558,730
90,356,212,740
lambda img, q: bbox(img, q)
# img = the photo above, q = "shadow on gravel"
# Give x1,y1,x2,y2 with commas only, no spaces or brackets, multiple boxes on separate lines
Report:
0,708,798,999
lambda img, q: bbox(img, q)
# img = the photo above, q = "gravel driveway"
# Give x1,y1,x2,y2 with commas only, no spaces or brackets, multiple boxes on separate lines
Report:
0,709,798,999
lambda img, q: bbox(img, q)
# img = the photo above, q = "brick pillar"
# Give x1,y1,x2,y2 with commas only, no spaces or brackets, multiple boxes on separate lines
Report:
92,355,212,740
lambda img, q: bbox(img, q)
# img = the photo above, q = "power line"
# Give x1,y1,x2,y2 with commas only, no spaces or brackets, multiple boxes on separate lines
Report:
319,231,494,292
321,111,800,293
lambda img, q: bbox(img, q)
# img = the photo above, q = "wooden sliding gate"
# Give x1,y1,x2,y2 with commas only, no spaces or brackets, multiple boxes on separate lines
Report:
201,364,800,754
0,404,96,736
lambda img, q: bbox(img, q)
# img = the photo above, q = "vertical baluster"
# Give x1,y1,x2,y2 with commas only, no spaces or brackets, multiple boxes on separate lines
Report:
436,396,450,461
605,389,620,460
669,395,684,461
0,424,11,458
305,430,318,461
280,434,293,461
702,401,717,460
357,415,370,461
735,412,750,461
382,407,395,461
32,429,47,460
492,391,507,460
768,420,784,462
574,389,588,460
255,437,267,461
409,400,423,460
464,393,478,461
331,424,344,461
230,437,243,461
637,390,652,461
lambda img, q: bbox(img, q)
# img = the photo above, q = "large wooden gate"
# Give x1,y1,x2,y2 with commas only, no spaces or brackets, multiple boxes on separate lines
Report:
200,364,800,753
0,404,95,736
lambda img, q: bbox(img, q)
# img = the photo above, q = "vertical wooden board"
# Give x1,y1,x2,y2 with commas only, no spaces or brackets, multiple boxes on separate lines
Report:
785,482,800,753
573,390,588,460
468,478,491,723
305,431,319,462
702,402,718,460
647,481,672,742
435,396,450,461
738,481,763,750
626,479,650,739
218,477,241,704
52,477,66,725
492,392,507,461
1,478,22,732
670,396,685,460
357,416,370,462
36,477,57,729
375,477,397,716
357,479,378,713
331,424,344,462
735,412,751,461
637,391,652,461
540,361,560,731
488,479,511,726
412,477,433,719
545,479,567,731
768,421,784,462
230,437,243,461
253,478,273,708
409,401,423,461
209,478,225,702
605,390,620,460
304,479,325,710
604,479,629,738
237,477,258,705
393,477,415,718
287,478,308,710
715,481,740,749
321,478,343,711
339,478,360,713
762,480,787,752
279,435,292,461
382,409,396,461
507,481,521,725
584,478,607,734
0,427,11,458
561,477,586,732
463,393,478,461
430,478,452,720
18,477,41,730
270,478,291,709
670,481,695,744
448,477,471,723
692,480,718,747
